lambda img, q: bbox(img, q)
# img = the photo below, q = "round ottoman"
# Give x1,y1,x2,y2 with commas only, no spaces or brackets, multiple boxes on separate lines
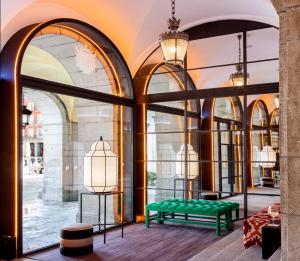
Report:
60,223,93,256
260,177,274,187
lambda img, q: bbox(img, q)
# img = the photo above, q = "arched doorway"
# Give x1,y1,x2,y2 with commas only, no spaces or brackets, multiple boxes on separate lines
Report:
133,63,200,217
146,65,199,202
213,97,243,197
201,96,242,196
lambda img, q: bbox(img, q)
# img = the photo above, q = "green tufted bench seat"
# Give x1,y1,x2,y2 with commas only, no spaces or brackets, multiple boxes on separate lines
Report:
145,198,239,236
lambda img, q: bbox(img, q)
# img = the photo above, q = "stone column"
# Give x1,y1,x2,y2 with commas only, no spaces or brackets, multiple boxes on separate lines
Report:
272,1,300,260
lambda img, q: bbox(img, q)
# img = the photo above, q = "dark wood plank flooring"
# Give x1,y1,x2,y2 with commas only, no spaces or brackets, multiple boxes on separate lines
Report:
25,223,231,261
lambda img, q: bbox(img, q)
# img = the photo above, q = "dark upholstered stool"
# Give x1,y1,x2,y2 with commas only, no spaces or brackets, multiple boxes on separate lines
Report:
60,224,93,256
260,177,274,187
201,192,219,200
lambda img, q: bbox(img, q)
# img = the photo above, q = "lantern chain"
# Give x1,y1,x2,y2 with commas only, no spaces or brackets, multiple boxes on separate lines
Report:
171,0,175,18
238,34,242,63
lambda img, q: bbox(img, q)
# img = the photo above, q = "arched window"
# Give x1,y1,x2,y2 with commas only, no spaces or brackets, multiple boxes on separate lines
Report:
270,108,279,148
214,98,236,120
270,108,280,184
135,63,200,204
248,100,270,187
0,19,134,254
147,65,198,112
21,24,133,97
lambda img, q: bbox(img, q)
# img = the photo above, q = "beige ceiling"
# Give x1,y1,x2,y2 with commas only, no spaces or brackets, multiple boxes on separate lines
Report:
2,0,279,76
1,0,279,112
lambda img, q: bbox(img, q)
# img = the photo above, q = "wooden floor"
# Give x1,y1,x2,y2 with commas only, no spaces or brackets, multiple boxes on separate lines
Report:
24,223,231,261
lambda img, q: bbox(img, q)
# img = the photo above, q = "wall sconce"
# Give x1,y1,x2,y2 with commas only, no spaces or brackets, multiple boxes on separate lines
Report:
22,105,32,129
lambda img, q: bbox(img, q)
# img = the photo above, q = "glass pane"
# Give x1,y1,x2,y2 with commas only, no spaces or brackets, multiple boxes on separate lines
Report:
247,60,279,85
213,119,242,196
146,110,199,203
21,24,133,98
22,87,133,252
148,68,182,94
153,100,198,112
146,67,198,112
247,28,279,62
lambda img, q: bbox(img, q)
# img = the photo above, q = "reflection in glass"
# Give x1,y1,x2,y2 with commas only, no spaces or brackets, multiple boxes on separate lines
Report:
251,101,271,187
22,88,133,252
147,110,199,203
213,98,242,196
21,25,133,98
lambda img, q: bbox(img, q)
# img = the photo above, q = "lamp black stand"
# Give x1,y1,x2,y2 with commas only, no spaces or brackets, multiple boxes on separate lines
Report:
80,191,124,244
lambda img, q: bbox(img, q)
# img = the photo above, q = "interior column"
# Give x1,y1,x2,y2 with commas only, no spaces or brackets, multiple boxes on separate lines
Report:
272,1,300,260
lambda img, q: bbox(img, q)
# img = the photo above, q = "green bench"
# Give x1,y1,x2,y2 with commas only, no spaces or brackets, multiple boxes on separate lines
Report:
145,198,239,236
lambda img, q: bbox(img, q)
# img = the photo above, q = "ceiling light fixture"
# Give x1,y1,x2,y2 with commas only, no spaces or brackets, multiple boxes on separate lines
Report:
230,34,250,87
159,0,189,64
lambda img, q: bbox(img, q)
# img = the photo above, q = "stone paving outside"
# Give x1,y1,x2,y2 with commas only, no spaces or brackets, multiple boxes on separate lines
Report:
23,174,116,253
23,199,78,252
23,174,78,252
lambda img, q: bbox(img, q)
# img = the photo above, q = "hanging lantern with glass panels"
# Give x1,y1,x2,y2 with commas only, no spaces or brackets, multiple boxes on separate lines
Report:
230,35,250,86
159,0,189,64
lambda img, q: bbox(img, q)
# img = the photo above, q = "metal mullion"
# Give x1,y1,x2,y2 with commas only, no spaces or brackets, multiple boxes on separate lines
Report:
247,192,280,196
20,75,134,107
142,158,247,162
217,122,222,194
242,31,248,218
147,104,200,118
140,129,244,135
135,58,278,78
251,125,270,130
228,124,235,194
214,116,242,125
137,82,279,104
183,55,189,202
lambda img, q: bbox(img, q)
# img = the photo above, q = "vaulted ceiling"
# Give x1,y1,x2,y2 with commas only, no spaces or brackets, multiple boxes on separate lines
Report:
1,0,279,111
2,0,278,76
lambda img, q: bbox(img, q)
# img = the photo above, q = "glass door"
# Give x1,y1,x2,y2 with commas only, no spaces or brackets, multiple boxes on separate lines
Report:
215,121,242,197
